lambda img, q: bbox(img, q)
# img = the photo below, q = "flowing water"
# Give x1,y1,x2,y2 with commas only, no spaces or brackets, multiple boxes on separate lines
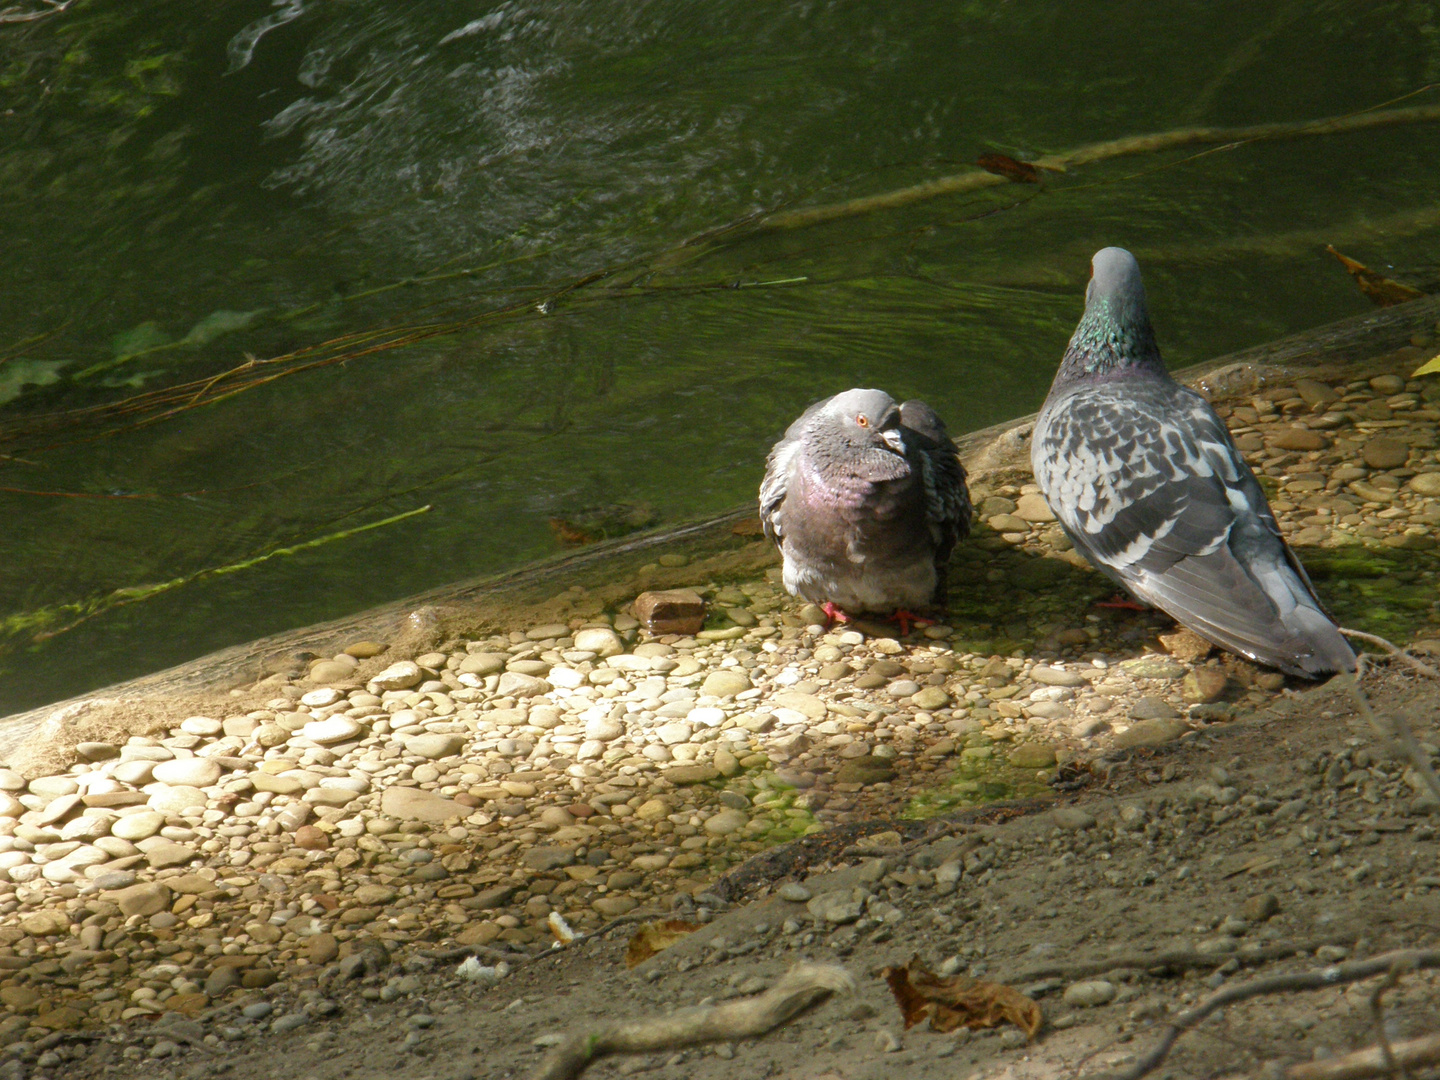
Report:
2,0,1439,714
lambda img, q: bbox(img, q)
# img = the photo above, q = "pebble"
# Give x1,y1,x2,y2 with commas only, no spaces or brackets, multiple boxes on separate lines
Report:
1063,980,1116,1007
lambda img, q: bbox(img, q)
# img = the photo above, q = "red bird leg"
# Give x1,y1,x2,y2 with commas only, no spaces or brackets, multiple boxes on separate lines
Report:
821,602,850,625
1095,594,1149,611
891,610,929,636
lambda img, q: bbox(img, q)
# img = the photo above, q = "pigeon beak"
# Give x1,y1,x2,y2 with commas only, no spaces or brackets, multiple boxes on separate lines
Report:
880,428,906,455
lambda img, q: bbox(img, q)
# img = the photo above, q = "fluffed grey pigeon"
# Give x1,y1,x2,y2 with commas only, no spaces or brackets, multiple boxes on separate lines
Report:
1031,247,1356,677
759,388,971,625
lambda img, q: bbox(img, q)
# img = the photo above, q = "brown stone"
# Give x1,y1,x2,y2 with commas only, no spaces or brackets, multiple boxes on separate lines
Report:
456,922,501,946
1158,628,1213,663
240,969,278,988
661,764,721,785
294,825,329,850
1112,718,1191,748
1182,668,1230,704
31,1005,84,1030
343,640,387,659
1362,436,1410,469
1267,427,1327,452
633,589,706,635
834,756,897,785
339,907,380,926
307,933,340,965
162,993,209,1017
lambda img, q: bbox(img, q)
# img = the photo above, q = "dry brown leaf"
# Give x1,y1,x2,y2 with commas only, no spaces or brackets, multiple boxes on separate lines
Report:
882,955,1042,1038
1325,245,1425,307
976,152,1041,184
624,920,701,969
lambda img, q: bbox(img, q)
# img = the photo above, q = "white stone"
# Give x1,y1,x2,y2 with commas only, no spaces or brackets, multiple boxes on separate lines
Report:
28,776,79,799
302,717,363,745
146,786,208,815
547,666,584,689
61,816,111,842
657,722,693,745
704,809,749,835
151,759,221,787
112,760,157,785
112,812,165,841
303,787,358,808
319,776,370,794
572,628,624,657
0,794,22,819
585,718,624,742
576,740,605,761
300,688,344,708
686,707,726,728
369,661,424,691
180,716,223,736
0,770,24,792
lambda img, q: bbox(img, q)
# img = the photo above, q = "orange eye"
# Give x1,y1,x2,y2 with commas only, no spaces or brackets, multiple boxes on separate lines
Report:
856,414,869,427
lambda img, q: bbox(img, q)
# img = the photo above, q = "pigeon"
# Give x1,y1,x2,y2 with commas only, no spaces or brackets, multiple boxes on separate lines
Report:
759,388,971,624
1031,247,1356,677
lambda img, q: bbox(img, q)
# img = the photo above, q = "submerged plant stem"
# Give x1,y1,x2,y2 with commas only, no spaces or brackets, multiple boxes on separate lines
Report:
3,504,431,646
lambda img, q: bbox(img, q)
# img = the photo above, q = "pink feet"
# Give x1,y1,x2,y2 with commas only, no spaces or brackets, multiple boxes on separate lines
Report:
821,602,851,624
891,609,931,636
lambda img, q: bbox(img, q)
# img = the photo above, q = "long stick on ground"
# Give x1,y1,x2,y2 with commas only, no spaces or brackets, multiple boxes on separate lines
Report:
1107,948,1440,1080
756,101,1440,233
530,962,854,1080
1285,1030,1440,1080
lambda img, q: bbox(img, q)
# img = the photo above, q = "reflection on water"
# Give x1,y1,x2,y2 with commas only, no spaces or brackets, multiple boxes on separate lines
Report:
2,1,1439,713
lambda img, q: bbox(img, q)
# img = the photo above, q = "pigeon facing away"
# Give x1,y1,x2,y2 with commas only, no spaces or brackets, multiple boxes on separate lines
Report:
1031,247,1356,677
759,388,971,619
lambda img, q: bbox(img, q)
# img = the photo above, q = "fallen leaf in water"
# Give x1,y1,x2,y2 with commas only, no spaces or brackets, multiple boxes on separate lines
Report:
1413,353,1440,377
625,920,702,968
548,518,595,546
1325,245,1424,307
882,955,1042,1038
976,153,1040,184
732,517,764,536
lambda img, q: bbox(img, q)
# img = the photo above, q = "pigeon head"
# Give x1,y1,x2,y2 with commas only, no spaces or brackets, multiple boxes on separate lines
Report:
811,388,906,455
1055,247,1166,385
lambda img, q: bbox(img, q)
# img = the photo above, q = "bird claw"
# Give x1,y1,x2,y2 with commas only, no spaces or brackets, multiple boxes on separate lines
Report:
891,609,930,636
821,602,851,625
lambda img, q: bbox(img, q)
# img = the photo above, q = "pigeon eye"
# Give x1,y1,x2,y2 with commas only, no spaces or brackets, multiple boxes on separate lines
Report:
855,414,869,428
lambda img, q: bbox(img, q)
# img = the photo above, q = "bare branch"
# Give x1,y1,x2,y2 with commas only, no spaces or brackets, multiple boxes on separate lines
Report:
1106,948,1440,1080
530,962,855,1080
1285,1030,1440,1080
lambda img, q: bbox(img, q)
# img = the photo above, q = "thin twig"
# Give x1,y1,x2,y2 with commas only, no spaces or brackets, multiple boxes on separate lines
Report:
1339,628,1440,680
530,962,854,1080
1366,960,1411,1080
1334,671,1440,807
1106,948,1440,1080
1014,938,1341,984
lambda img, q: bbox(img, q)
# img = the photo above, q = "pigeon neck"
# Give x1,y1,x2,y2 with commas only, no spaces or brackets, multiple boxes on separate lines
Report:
1054,295,1166,385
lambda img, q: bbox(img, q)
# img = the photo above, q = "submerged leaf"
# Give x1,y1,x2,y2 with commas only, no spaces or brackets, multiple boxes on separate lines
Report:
110,321,171,360
182,308,266,347
1325,245,1424,307
624,920,701,968
1412,353,1440,377
976,153,1040,184
882,955,1042,1038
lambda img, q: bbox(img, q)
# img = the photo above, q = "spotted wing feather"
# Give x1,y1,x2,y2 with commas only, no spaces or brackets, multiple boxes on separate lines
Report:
1033,381,1354,676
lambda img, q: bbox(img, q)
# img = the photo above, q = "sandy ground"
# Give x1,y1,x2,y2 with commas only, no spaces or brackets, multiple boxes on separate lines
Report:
47,661,1440,1080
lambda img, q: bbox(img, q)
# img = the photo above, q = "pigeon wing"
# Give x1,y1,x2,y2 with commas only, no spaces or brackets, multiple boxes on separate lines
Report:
759,394,834,547
900,399,973,561
1035,383,1352,675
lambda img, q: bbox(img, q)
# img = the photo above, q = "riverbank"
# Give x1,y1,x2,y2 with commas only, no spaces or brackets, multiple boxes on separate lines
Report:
0,313,1438,1078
